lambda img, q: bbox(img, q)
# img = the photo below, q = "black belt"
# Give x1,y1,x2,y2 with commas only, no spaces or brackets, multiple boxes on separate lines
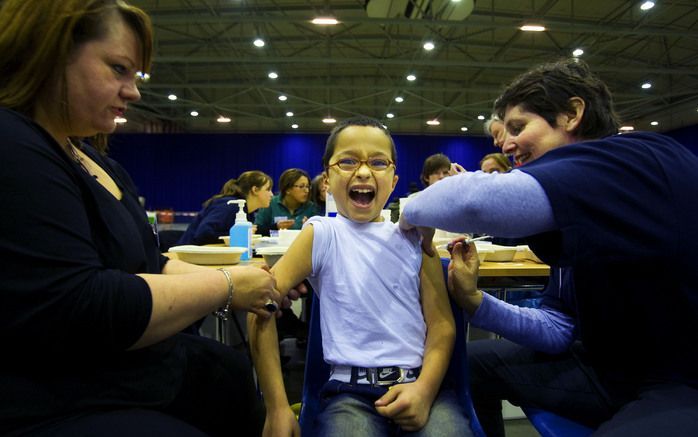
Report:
330,365,421,387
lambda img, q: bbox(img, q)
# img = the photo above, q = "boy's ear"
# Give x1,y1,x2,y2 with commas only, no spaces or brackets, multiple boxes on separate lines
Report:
391,174,399,190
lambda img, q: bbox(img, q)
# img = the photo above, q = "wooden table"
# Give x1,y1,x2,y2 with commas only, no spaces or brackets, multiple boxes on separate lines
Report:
478,260,549,278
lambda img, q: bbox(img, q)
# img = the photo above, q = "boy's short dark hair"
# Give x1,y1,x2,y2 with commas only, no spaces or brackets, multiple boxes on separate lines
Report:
322,116,397,169
494,58,620,140
420,153,451,186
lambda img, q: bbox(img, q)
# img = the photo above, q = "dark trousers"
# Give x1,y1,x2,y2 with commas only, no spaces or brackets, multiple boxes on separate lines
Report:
469,338,698,437
30,335,264,437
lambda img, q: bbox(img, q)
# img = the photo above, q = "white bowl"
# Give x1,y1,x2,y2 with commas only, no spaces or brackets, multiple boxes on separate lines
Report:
255,246,288,267
487,244,517,262
169,245,247,265
278,229,301,246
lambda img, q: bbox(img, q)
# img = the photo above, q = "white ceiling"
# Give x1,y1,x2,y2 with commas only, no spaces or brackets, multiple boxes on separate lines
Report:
123,0,698,135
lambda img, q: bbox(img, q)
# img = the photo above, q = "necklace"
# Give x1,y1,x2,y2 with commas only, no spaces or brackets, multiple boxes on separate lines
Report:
67,140,98,180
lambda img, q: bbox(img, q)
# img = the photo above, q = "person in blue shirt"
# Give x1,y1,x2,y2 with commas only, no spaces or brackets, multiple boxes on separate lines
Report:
254,168,319,236
178,171,273,245
401,58,698,436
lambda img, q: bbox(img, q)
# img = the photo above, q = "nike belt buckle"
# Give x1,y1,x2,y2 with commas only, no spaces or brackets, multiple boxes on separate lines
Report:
370,366,405,386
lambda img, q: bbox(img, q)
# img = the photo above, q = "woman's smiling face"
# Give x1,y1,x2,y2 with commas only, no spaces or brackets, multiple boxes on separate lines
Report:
325,125,398,223
501,104,578,165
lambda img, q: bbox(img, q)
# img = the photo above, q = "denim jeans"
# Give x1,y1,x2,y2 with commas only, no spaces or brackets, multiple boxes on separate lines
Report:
469,338,698,437
315,384,473,437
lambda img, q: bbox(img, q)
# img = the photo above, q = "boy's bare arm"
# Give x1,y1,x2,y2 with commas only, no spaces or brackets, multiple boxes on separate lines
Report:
248,225,314,435
416,247,456,398
375,247,455,431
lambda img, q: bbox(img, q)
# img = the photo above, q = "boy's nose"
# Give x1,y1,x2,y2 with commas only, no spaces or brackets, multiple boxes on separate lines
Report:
355,162,372,176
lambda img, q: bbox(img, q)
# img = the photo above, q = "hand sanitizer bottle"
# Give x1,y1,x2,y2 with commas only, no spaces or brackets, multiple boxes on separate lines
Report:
325,192,337,217
228,199,252,260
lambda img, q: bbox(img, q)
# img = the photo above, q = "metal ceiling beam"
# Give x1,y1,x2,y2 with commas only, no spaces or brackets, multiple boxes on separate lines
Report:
149,13,698,39
152,55,697,75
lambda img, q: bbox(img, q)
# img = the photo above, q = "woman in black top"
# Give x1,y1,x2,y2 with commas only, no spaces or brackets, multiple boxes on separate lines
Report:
0,1,280,435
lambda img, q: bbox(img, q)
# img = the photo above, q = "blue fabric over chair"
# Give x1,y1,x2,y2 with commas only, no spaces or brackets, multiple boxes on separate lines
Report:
298,259,485,436
522,406,594,437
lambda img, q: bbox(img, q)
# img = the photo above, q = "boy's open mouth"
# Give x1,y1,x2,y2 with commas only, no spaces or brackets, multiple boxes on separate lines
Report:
349,187,375,206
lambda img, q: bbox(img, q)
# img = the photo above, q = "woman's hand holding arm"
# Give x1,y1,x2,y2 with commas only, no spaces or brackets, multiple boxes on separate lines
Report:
131,265,280,349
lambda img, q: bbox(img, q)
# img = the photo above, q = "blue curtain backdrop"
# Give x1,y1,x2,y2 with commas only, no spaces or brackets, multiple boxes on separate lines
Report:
109,133,496,211
109,126,698,212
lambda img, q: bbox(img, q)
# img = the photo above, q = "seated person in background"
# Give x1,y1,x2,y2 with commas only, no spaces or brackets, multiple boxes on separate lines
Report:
254,168,318,236
178,171,273,245
310,173,328,216
249,116,472,436
401,58,698,437
421,153,452,187
483,114,506,148
479,153,512,174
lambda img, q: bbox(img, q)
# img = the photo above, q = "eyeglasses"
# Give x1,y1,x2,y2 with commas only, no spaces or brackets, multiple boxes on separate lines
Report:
293,184,310,190
327,157,395,172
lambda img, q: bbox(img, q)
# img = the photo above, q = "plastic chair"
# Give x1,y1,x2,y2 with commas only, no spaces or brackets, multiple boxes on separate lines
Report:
521,407,594,437
298,259,485,437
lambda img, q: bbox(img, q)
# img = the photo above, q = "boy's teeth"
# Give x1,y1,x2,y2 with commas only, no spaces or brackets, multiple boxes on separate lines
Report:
353,189,373,193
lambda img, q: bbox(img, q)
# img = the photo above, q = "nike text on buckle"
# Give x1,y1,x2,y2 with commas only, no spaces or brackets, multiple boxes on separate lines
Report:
367,366,405,386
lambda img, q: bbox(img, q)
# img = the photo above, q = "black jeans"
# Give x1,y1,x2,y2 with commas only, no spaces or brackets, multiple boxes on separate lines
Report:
469,339,698,437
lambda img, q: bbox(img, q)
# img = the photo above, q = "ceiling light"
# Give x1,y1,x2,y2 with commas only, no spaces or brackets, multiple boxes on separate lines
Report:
135,71,150,82
386,113,395,119
114,117,127,124
253,38,265,47
640,1,655,11
406,74,416,81
619,126,634,132
190,111,199,117
650,121,659,126
278,95,288,101
322,117,336,124
477,115,485,120
312,17,339,25
268,72,278,79
520,24,546,32
167,94,177,101
572,48,584,57
423,41,435,51
217,116,231,123
641,82,652,89
426,119,440,126
460,126,468,132
286,111,294,117
291,124,299,129
395,96,404,103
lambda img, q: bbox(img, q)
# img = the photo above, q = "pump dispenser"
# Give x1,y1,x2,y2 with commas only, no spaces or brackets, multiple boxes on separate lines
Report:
228,199,252,260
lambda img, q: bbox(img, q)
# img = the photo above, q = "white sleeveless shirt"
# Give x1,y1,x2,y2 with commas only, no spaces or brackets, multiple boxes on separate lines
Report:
305,215,425,369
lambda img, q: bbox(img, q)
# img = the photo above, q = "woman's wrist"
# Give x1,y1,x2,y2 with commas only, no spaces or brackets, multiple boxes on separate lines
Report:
461,289,484,316
213,268,234,319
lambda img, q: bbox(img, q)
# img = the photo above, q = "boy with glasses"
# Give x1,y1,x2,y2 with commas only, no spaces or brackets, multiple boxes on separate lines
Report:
249,116,473,436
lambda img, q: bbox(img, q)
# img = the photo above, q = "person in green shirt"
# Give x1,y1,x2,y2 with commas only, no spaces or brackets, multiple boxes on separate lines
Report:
255,168,319,236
